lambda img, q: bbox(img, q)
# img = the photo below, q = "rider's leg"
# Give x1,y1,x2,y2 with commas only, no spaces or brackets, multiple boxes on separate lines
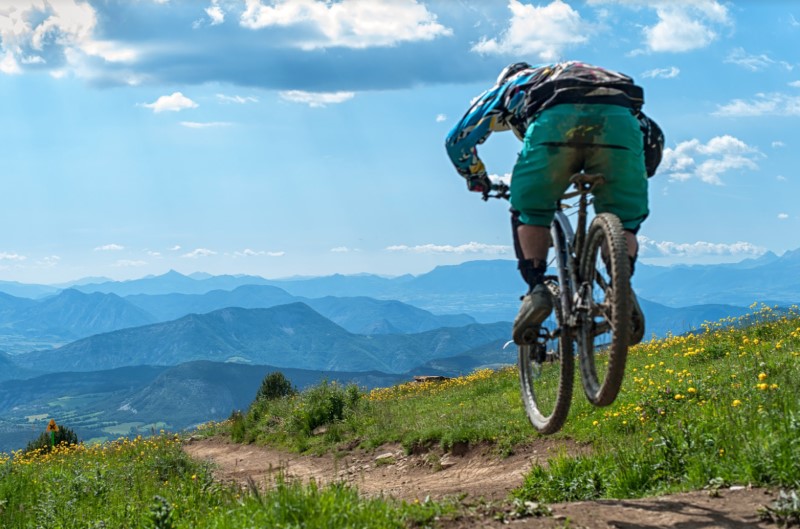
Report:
509,109,583,344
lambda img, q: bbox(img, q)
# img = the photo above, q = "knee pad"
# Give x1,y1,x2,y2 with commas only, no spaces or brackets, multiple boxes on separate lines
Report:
518,259,547,291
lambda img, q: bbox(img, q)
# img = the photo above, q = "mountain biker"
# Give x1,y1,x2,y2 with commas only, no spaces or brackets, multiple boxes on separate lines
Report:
445,61,663,346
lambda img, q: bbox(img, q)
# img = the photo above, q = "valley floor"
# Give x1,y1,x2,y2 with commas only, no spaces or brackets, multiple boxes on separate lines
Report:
184,437,776,528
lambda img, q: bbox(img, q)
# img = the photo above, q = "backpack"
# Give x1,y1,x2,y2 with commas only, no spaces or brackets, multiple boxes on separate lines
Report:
638,112,664,177
521,62,645,120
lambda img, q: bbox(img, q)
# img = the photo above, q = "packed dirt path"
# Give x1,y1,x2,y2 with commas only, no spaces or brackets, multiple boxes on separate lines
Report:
184,437,780,528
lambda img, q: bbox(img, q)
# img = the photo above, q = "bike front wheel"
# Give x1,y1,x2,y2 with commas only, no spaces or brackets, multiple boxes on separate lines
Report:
577,213,631,407
518,280,574,434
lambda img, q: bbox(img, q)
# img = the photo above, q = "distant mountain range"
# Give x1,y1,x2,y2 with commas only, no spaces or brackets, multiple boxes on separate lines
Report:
0,360,406,452
13,303,511,375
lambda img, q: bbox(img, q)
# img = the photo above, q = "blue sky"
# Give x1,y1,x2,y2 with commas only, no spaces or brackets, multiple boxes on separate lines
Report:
0,0,798,284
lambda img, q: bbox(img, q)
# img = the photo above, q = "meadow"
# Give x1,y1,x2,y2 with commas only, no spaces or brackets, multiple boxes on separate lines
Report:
1,304,798,527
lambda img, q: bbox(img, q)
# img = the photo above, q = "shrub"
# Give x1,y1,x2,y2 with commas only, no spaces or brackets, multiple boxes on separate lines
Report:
256,371,297,402
24,424,79,454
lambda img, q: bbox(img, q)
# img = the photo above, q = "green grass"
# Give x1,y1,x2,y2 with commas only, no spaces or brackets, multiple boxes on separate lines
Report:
0,435,448,528
213,304,800,501
2,304,798,526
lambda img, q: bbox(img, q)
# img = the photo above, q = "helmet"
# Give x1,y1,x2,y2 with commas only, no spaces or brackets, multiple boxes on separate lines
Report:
496,61,531,85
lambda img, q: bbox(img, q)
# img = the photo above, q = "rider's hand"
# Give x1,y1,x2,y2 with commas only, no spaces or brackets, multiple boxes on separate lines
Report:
467,174,492,195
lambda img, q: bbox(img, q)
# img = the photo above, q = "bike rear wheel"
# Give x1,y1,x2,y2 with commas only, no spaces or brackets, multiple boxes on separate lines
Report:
577,213,631,407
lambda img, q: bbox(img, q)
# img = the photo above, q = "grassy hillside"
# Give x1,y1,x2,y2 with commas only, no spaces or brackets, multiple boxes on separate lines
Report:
1,304,798,527
218,304,800,496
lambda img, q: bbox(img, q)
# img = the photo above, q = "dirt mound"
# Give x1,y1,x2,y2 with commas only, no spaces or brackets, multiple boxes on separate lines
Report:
184,437,778,528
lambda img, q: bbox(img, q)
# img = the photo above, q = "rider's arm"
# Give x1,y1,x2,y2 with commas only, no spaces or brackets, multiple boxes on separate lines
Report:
445,84,511,190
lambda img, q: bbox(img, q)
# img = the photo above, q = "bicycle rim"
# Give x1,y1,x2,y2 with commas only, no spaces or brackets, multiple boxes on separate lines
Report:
577,213,631,407
518,271,574,434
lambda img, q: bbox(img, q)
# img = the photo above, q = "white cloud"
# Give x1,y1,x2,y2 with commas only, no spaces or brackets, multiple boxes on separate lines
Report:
0,51,21,74
279,90,355,107
790,81,800,88
113,259,147,267
435,114,447,123
147,250,162,257
660,135,760,185
266,251,285,257
180,121,232,128
472,0,590,60
331,246,350,253
216,94,258,104
791,14,800,27
637,236,766,259
169,245,182,251
234,248,265,257
642,66,680,79
386,242,511,255
714,92,800,117
0,252,26,261
182,248,217,258
777,175,787,181
778,213,789,220
725,48,792,72
36,255,60,267
94,243,124,251
0,0,138,75
205,1,225,25
772,141,785,148
643,2,730,53
240,0,452,50
141,92,198,113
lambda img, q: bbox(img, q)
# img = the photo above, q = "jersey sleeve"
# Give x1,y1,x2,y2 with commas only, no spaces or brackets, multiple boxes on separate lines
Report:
444,85,510,181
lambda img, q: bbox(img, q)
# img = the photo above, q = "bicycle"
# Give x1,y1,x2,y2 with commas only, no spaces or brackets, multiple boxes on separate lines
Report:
486,173,633,434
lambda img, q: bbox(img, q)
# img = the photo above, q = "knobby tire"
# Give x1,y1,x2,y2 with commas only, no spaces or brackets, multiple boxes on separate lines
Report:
577,213,631,407
518,218,574,434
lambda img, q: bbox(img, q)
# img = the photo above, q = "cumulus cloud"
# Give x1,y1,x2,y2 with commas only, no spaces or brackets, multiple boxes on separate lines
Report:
790,81,800,88
216,94,258,104
643,1,730,53
279,90,355,107
240,0,452,49
725,47,792,72
266,251,285,257
330,246,350,253
778,213,789,220
94,243,124,251
772,141,785,148
182,248,217,258
472,0,590,60
660,135,760,185
141,92,198,113
169,245,182,251
386,242,511,254
205,1,225,25
642,66,680,79
436,114,447,122
714,92,800,117
0,0,138,74
637,236,766,259
777,175,787,181
0,252,26,261
180,121,232,128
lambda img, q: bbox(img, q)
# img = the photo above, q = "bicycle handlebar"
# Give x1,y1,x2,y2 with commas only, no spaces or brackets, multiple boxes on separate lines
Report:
480,173,605,202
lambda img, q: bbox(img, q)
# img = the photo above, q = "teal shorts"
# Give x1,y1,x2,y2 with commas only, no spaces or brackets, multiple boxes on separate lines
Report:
509,103,649,231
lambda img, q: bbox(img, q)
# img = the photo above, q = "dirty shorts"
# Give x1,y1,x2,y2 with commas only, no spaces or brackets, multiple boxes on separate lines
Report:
509,103,649,231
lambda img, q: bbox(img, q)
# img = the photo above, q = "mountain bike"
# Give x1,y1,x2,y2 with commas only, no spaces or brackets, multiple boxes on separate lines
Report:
487,173,633,434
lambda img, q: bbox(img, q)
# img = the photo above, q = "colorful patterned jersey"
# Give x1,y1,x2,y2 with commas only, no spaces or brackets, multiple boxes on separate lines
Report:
445,61,646,182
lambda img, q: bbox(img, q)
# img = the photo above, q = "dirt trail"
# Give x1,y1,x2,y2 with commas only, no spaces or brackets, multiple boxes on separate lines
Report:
184,437,779,528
